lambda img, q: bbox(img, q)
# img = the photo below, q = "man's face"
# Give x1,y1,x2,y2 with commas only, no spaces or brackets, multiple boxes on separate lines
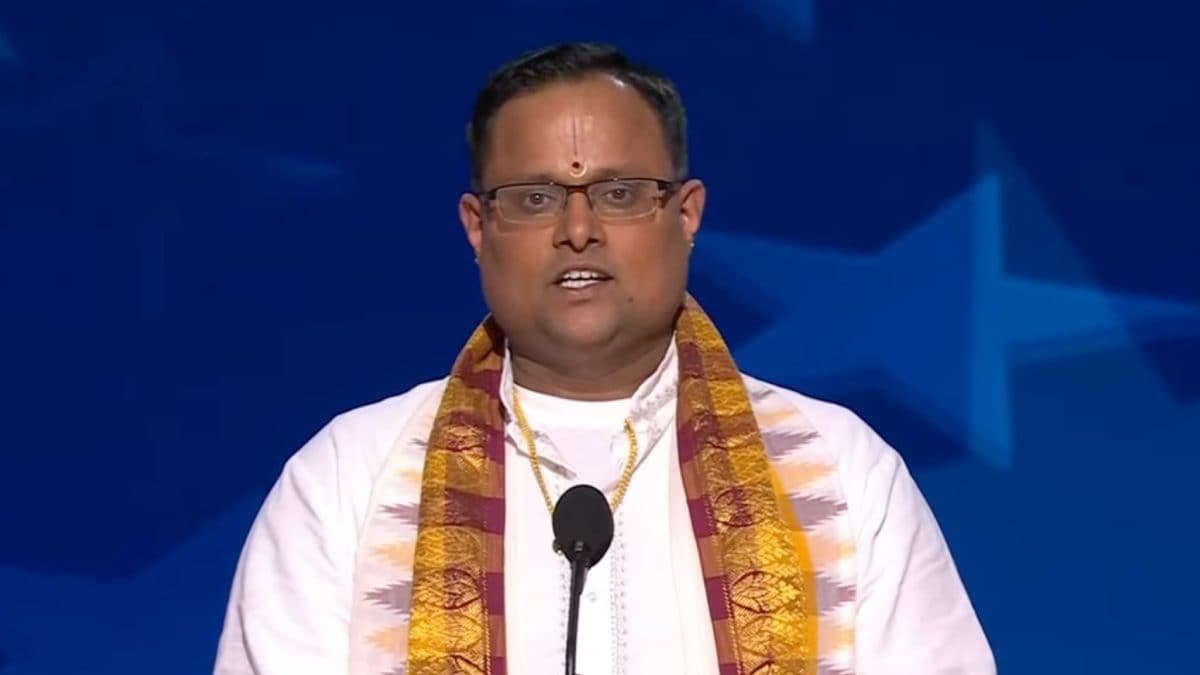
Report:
460,75,706,360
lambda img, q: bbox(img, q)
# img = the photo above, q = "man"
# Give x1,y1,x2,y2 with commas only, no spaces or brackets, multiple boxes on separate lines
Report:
213,42,995,675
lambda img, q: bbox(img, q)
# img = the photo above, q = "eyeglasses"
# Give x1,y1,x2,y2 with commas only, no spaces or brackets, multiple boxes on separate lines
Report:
477,177,683,227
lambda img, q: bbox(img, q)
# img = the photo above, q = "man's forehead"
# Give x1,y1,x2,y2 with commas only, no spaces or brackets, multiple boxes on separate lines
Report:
483,78,668,181
491,77,654,133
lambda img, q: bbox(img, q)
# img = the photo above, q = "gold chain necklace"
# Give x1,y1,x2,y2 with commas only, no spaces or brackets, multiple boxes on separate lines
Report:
510,389,639,516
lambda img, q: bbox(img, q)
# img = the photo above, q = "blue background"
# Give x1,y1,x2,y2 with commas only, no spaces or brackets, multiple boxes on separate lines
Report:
1,1,1198,672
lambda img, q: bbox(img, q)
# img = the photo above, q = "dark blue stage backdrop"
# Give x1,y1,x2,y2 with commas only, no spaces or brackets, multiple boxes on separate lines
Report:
1,1,1197,672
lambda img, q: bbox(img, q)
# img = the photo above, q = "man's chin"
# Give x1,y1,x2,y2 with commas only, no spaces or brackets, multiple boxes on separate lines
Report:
545,319,622,353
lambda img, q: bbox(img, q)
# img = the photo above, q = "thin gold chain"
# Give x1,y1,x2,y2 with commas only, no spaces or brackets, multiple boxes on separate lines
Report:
510,389,639,516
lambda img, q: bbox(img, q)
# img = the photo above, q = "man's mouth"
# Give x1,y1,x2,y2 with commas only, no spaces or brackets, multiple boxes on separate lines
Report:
555,269,612,289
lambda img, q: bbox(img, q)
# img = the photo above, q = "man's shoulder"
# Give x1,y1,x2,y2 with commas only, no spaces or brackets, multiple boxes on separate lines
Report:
325,376,449,438
282,377,450,483
740,371,902,482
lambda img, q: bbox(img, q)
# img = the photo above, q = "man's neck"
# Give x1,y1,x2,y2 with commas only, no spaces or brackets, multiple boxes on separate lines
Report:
510,333,672,402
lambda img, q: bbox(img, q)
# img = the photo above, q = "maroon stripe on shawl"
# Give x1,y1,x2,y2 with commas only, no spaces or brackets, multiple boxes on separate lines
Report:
487,614,508,675
483,400,507,675
480,490,505,536
485,570,505,613
676,335,707,376
458,365,502,392
441,488,483,527
719,664,740,675
443,490,506,536
679,411,725,464
484,420,507,464
705,575,731,620
688,496,717,537
677,415,701,462
477,328,509,674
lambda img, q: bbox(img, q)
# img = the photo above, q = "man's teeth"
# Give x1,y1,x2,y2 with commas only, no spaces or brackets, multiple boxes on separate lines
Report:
558,270,608,288
560,279,600,289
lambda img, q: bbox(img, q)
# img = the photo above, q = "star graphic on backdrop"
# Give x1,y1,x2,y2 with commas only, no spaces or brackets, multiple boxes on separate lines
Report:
694,124,1200,468
0,499,260,675
908,327,1200,671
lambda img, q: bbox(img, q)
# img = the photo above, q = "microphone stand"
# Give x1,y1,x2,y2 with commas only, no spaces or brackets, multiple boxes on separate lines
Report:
564,541,589,675
551,484,613,675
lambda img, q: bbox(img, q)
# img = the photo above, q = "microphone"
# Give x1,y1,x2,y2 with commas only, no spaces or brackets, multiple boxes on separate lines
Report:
551,484,615,675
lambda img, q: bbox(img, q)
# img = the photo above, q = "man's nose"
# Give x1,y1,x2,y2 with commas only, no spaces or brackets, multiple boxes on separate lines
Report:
558,192,603,250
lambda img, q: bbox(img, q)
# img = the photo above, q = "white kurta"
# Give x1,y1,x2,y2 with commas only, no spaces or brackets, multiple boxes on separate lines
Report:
499,340,720,674
212,340,996,675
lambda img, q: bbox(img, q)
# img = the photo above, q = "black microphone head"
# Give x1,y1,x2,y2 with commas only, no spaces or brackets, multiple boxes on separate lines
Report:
552,484,614,568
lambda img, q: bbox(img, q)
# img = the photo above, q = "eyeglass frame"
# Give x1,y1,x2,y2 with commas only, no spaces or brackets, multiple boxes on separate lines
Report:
473,176,689,226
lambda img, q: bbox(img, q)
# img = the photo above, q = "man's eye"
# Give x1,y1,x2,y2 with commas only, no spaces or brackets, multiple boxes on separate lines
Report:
520,191,558,209
598,184,639,205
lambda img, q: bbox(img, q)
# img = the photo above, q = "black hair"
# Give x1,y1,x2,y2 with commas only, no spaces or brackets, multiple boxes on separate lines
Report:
466,42,688,189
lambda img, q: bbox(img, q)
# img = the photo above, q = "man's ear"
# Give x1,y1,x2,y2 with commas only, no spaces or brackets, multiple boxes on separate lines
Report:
459,192,484,258
677,178,706,240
